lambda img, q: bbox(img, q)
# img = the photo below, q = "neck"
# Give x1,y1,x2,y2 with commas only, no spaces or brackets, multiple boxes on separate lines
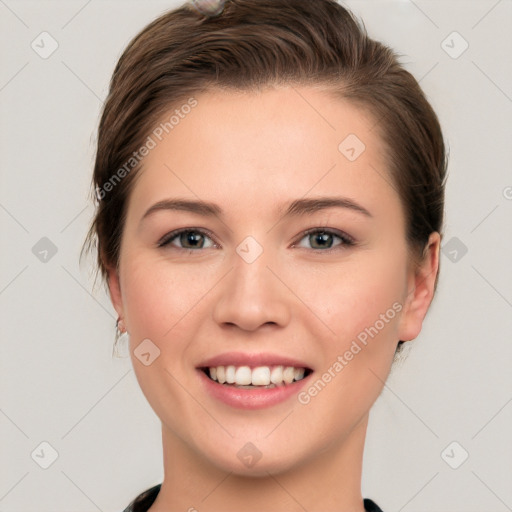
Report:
149,416,368,512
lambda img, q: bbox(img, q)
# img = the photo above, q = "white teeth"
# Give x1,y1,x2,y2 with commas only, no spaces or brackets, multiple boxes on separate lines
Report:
216,366,226,384
293,367,305,380
225,365,236,384
270,365,284,385
283,366,295,384
235,366,252,385
205,364,308,386
251,366,271,386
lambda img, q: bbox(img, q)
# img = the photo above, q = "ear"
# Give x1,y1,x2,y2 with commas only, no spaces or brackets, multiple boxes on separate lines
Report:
398,232,441,342
106,264,125,321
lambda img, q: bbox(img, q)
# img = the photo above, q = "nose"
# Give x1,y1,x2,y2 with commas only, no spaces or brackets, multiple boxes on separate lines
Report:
212,246,291,332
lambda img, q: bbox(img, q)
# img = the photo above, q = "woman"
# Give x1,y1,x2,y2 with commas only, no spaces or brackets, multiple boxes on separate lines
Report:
83,0,447,510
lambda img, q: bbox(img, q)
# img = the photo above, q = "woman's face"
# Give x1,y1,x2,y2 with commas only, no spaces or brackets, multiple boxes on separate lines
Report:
108,86,439,475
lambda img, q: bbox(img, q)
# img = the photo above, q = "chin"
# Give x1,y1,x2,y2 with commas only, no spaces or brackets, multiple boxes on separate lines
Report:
195,436,303,477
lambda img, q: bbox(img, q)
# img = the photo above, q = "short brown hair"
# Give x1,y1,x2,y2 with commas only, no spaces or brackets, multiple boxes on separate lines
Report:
83,0,448,353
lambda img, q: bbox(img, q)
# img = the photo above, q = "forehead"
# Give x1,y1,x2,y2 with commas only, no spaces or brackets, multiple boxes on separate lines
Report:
127,86,402,224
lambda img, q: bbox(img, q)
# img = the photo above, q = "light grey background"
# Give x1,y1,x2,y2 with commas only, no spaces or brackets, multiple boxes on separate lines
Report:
1,1,511,511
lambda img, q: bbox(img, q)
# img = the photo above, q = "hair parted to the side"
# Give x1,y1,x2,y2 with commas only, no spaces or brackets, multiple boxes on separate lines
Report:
82,0,448,356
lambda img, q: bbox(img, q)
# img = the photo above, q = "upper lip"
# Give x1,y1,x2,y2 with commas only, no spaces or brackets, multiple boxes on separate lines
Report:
197,352,312,370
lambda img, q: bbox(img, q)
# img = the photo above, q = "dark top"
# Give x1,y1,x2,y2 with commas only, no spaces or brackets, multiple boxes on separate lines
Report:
122,484,384,511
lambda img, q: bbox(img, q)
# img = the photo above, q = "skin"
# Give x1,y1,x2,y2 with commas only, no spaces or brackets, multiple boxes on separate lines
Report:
107,85,440,512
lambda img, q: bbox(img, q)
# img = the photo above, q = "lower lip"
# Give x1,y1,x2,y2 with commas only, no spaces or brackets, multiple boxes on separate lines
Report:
197,369,312,410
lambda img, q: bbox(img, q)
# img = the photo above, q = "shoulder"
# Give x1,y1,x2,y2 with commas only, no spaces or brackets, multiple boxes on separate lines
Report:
122,484,161,512
364,498,385,512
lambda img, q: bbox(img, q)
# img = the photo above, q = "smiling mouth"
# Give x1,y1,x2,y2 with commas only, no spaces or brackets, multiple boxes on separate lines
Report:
199,365,313,389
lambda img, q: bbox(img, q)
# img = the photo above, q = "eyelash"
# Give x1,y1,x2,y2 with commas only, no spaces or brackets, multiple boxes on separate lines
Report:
157,227,356,253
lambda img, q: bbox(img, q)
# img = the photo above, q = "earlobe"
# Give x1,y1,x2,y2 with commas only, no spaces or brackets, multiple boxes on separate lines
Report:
106,265,124,320
397,232,441,342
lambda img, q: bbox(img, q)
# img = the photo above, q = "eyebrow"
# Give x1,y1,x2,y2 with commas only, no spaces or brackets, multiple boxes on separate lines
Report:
140,196,372,223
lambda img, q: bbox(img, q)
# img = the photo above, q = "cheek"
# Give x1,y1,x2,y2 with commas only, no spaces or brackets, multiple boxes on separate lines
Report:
121,263,167,337
294,254,407,433
119,257,208,413
120,254,207,345
292,252,407,351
